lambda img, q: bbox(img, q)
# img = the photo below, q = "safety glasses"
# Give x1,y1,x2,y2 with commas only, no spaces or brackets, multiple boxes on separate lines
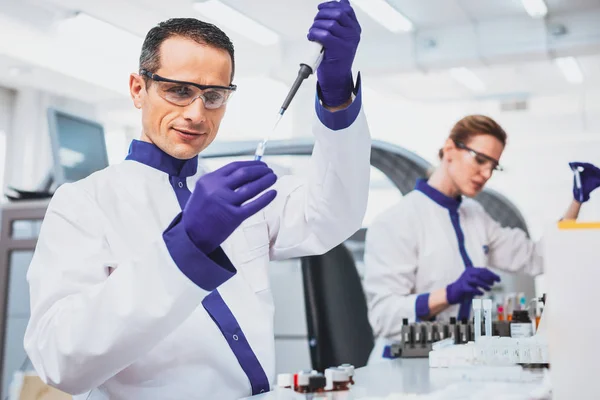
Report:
454,140,503,172
140,69,237,109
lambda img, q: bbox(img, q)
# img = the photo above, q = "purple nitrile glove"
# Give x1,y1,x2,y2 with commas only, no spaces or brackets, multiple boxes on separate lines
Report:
183,160,277,254
307,0,361,108
446,267,500,305
569,162,600,203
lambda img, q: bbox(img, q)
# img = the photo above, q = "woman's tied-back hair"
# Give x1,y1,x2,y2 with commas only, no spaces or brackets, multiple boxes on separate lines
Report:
439,115,508,159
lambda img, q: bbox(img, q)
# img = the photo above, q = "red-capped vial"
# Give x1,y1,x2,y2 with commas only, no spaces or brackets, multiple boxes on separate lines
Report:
338,364,355,385
276,373,292,389
295,370,311,393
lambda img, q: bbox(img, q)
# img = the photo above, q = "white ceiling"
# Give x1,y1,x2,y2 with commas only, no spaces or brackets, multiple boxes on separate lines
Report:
1,0,599,107
371,53,600,102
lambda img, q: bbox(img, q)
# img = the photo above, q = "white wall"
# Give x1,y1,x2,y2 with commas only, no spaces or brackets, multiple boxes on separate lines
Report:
0,87,15,192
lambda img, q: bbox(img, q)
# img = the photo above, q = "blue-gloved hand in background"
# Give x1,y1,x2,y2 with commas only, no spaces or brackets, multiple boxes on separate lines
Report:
183,161,277,254
569,162,600,203
446,267,500,305
307,0,361,107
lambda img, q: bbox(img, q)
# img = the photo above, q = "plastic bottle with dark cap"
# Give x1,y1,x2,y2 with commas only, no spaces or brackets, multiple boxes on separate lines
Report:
510,310,533,338
449,317,458,342
459,318,469,344
307,373,326,393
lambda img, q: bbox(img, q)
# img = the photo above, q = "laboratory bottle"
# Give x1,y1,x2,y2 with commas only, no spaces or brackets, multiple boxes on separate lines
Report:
307,374,326,393
276,373,292,389
518,293,527,310
505,295,514,321
497,305,505,321
449,317,457,342
510,310,533,338
330,368,350,391
536,294,546,329
325,367,351,391
295,371,311,393
338,363,355,385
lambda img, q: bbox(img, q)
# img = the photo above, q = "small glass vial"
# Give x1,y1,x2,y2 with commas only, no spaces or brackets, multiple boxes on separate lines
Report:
497,305,505,321
295,371,311,393
276,373,292,389
510,310,533,338
308,373,326,393
325,367,350,391
338,364,355,385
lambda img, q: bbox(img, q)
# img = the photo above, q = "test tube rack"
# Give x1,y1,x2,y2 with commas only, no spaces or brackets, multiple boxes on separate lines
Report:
390,318,511,358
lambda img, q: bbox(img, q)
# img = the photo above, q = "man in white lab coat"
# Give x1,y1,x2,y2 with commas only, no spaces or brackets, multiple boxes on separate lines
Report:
24,3,370,399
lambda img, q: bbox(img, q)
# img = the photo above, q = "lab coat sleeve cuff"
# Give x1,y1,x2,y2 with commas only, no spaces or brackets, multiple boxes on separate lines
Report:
315,72,362,131
163,213,236,291
415,293,431,321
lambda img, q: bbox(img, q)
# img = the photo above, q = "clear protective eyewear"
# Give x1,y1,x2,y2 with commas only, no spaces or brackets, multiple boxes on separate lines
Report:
140,69,237,109
454,140,504,172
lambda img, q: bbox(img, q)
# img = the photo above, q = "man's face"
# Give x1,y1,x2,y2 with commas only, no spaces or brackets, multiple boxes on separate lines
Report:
129,37,233,159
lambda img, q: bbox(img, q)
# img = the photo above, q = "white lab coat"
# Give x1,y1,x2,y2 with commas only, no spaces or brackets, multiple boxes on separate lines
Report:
24,107,370,399
363,183,543,362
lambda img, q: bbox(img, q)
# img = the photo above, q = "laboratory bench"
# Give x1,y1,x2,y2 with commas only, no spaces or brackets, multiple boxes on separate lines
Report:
243,358,547,399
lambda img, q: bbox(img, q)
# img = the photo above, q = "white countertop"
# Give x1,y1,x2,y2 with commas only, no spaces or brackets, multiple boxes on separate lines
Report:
241,358,548,400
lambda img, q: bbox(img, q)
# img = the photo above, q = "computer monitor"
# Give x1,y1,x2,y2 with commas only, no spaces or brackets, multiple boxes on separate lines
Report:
47,108,109,186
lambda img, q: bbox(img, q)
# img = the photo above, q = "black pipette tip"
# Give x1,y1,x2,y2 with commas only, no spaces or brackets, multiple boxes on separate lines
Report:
279,64,314,115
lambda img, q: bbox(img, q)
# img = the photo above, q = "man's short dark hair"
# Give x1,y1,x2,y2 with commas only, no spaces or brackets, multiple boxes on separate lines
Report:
139,18,235,82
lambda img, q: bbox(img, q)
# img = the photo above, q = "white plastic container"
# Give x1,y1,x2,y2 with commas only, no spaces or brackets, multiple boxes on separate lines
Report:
544,221,600,399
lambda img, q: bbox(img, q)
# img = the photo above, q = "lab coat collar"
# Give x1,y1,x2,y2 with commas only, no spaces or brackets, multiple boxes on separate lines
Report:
415,179,462,212
126,139,198,178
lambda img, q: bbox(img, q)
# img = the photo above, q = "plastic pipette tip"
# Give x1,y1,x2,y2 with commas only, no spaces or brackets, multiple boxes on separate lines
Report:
572,166,584,202
254,140,266,161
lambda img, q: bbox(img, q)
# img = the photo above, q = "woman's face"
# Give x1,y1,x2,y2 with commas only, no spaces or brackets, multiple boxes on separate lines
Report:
444,134,505,197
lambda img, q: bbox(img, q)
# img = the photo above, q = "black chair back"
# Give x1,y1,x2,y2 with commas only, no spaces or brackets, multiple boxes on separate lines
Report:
301,244,374,371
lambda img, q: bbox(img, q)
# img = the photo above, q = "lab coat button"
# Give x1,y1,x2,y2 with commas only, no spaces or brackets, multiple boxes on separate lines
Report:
178,182,183,188
233,334,239,341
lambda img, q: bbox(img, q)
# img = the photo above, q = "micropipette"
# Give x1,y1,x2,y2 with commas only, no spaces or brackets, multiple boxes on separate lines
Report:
254,42,324,161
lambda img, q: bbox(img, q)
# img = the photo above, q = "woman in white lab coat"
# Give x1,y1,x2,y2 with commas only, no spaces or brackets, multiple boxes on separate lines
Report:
24,4,370,399
363,114,600,362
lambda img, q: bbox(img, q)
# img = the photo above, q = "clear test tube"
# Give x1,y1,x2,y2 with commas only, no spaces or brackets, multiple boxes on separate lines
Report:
529,298,539,333
497,305,505,321
483,299,493,336
472,299,482,342
574,167,584,202
518,293,527,310
505,294,514,321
